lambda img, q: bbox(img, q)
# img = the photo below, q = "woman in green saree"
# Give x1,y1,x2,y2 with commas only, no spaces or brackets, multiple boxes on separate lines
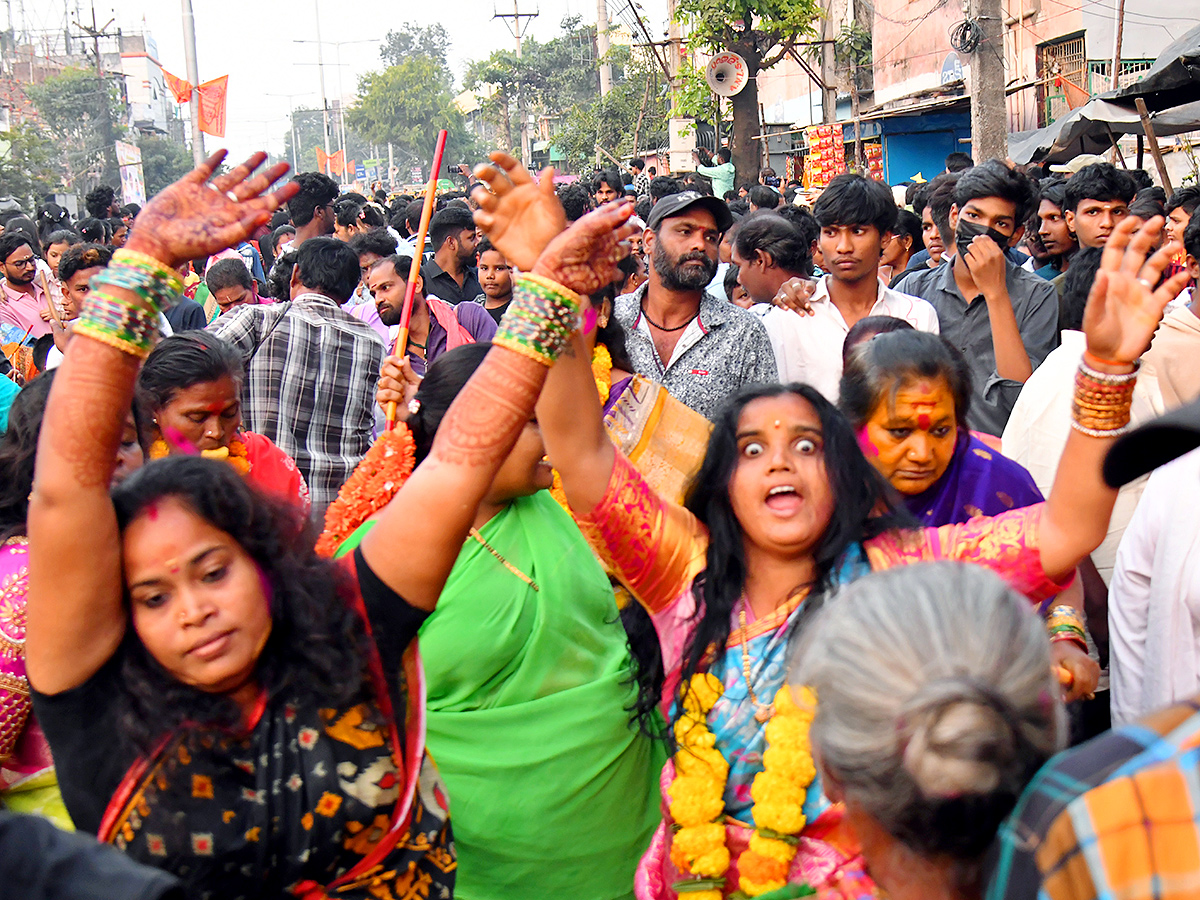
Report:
334,342,664,900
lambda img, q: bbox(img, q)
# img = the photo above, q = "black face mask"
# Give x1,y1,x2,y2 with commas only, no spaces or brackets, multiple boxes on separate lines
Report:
955,218,1011,259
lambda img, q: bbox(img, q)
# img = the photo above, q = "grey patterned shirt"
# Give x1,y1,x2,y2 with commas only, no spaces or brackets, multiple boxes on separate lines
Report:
209,293,385,515
615,283,778,421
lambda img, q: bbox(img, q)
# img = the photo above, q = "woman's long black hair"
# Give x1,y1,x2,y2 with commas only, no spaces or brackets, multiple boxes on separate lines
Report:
407,342,663,737
0,371,55,542
673,383,915,719
111,456,375,754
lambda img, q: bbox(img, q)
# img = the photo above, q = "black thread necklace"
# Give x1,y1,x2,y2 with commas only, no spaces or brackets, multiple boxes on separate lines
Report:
640,302,697,332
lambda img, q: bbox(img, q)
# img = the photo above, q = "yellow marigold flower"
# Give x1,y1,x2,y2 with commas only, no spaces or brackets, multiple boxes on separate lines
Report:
762,744,817,784
751,773,807,834
685,892,723,900
675,745,729,781
740,874,789,897
682,673,724,716
749,832,796,866
764,716,806,747
674,715,717,749
794,685,818,711
671,822,729,876
738,849,788,894
667,774,726,827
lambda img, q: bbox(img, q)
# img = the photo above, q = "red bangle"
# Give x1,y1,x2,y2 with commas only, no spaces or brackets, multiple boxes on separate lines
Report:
1050,632,1089,653
1084,350,1135,369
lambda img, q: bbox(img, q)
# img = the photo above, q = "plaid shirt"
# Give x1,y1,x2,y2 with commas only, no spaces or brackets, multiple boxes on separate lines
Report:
984,697,1200,900
209,293,385,514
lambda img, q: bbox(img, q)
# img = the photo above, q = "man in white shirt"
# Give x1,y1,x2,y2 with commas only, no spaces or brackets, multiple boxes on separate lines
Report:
762,173,939,400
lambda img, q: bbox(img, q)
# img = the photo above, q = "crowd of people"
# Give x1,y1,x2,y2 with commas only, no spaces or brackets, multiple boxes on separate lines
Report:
0,141,1198,900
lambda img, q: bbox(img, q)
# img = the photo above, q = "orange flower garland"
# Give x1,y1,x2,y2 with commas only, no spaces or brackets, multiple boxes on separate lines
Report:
149,437,251,475
669,675,818,899
315,425,417,557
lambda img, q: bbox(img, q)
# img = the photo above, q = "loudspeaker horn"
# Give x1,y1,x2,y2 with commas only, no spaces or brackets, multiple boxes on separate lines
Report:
705,52,749,97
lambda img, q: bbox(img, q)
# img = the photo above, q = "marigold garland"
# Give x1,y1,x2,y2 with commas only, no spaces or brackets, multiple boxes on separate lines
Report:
150,437,251,476
670,675,818,899
315,425,417,557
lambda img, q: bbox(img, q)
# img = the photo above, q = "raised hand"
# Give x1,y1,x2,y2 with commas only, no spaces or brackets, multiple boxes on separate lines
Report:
376,354,422,416
124,150,299,269
1082,216,1190,368
472,151,567,271
530,200,636,298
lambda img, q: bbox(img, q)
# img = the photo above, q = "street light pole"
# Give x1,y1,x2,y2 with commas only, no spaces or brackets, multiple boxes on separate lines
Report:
180,0,205,165
313,0,330,176
294,37,378,183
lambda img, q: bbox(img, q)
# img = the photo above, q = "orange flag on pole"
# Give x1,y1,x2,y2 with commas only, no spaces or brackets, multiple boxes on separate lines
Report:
163,69,193,104
197,75,229,137
316,147,330,172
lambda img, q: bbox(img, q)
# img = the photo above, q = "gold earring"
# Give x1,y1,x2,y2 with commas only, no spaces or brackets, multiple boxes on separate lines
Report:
597,315,609,328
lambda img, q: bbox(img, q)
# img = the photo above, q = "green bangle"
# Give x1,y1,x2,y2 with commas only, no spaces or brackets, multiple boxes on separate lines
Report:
73,289,160,358
93,251,183,314
493,273,584,367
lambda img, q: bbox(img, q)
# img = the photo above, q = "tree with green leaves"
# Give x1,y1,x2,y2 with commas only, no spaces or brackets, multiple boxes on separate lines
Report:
347,57,476,178
135,134,194,197
835,22,872,172
0,122,62,210
464,17,601,166
674,0,821,183
381,24,451,69
27,66,126,193
555,46,670,172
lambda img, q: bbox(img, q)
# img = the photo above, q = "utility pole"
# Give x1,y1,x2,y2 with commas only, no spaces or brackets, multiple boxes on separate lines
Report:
494,0,538,166
75,2,120,181
1110,0,1126,90
819,0,837,123
596,0,612,96
178,0,204,165
968,0,1006,162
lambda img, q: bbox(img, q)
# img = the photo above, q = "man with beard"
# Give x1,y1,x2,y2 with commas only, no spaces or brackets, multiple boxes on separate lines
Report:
0,233,51,337
895,160,1057,436
367,253,495,378
420,205,482,305
614,191,776,419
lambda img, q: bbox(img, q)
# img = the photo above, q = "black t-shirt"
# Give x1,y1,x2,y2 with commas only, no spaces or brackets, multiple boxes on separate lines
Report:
164,298,208,332
481,298,511,324
31,547,427,835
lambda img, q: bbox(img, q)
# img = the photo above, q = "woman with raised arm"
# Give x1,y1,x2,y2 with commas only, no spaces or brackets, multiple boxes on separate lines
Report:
531,195,1183,897
25,151,630,898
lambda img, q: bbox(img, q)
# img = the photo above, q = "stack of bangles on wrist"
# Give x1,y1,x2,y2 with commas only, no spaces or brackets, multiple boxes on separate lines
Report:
72,248,183,359
492,273,584,367
1070,356,1138,438
1046,604,1088,652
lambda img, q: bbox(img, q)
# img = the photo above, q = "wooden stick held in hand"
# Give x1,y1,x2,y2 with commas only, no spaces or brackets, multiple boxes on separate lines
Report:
386,129,448,430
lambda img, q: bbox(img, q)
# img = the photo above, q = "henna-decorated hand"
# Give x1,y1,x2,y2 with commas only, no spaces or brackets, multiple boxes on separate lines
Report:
124,150,299,270
530,201,636,298
472,152,567,271
1082,215,1190,369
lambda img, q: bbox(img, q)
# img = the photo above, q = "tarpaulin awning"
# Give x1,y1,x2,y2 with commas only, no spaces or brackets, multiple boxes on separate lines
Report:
1009,98,1200,163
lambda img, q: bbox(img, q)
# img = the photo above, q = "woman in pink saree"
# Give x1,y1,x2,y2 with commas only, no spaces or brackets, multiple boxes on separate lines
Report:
523,211,1182,899
0,372,143,828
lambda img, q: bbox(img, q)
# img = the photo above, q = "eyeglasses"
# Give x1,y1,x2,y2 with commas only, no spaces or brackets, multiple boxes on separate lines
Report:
7,256,36,268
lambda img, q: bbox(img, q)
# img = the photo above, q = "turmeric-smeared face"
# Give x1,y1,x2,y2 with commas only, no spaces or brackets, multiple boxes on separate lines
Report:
859,376,958,495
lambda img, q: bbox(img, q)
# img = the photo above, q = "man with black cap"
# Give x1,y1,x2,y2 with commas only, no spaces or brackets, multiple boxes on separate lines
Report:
614,190,776,419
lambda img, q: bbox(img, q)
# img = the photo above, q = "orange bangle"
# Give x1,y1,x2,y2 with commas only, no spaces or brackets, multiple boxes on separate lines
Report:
1084,350,1135,369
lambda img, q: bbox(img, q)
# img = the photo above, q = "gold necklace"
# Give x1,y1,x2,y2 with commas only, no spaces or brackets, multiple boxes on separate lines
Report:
469,527,539,592
739,604,775,722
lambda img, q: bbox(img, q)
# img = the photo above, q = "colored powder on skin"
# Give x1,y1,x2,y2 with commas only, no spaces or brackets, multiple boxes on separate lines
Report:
917,413,931,430
856,425,879,457
161,424,199,455
144,502,158,521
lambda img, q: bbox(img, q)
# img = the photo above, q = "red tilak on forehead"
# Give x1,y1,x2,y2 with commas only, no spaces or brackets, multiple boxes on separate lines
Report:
918,413,931,430
203,403,226,415
145,502,159,521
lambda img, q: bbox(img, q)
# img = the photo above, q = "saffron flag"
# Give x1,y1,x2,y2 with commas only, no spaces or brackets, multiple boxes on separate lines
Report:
197,75,229,137
163,69,193,104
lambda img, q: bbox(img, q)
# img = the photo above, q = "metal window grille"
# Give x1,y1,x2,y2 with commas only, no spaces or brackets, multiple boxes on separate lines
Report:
1086,59,1154,92
1037,35,1086,127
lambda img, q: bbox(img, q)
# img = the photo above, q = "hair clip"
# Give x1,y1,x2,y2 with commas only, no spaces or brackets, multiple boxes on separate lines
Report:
408,398,421,415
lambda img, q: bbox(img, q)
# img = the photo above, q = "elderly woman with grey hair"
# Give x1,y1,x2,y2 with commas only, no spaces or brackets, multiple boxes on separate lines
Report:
794,561,1066,900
